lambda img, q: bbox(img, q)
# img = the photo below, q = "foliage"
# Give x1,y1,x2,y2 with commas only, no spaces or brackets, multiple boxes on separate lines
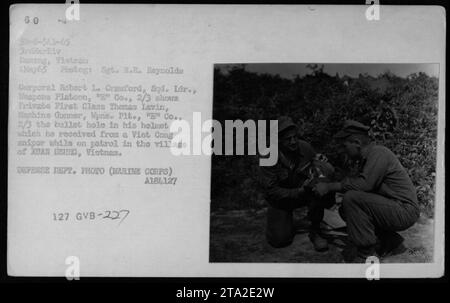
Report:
211,65,439,217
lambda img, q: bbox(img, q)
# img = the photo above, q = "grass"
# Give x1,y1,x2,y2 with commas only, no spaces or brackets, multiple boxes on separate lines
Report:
209,208,434,263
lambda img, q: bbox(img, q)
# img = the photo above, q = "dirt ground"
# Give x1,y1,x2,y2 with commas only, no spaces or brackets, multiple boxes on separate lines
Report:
209,207,434,263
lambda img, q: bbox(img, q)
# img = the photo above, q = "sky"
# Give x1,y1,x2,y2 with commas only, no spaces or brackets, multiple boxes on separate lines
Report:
218,63,439,79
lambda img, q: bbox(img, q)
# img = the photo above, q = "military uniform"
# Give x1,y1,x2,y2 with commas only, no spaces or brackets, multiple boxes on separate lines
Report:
335,121,420,251
259,140,335,248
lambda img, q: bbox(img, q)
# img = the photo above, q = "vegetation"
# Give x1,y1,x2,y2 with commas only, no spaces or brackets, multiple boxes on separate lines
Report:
211,64,439,217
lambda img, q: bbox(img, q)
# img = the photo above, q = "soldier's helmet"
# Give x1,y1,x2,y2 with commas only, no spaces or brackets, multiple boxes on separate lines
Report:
334,120,370,140
277,116,298,135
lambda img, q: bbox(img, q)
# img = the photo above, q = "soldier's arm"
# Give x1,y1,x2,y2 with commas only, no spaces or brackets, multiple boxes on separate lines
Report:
259,166,304,203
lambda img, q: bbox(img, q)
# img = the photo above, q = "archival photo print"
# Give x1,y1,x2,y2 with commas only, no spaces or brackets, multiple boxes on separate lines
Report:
209,63,439,263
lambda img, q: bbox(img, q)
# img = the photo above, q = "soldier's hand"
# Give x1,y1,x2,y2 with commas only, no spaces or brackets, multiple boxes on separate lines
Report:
313,182,329,197
302,178,313,188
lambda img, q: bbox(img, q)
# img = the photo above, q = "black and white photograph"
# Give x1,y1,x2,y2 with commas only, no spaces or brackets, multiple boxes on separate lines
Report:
210,63,439,263
4,3,445,281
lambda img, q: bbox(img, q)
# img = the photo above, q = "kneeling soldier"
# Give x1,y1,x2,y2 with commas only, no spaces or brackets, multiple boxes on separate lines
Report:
259,116,335,252
313,120,420,262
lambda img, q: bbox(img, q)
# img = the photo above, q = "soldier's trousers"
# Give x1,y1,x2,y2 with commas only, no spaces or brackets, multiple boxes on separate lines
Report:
265,192,334,248
339,190,420,248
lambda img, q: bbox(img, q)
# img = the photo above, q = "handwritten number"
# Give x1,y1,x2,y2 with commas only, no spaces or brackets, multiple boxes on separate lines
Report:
118,210,130,225
102,209,130,224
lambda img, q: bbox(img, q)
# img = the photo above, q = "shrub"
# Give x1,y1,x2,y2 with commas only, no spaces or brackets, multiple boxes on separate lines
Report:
211,65,438,217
